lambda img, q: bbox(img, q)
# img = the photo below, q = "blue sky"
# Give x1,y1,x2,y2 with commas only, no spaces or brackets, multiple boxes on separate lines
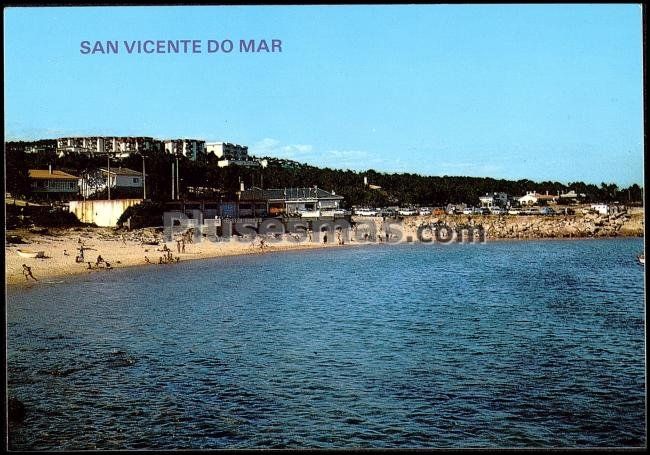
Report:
4,5,644,186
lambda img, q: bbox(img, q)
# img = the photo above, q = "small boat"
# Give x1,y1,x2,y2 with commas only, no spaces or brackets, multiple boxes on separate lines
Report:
638,253,645,265
16,249,45,258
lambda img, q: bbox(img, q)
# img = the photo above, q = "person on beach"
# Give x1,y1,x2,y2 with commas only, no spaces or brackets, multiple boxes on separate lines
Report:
22,264,37,281
96,255,104,266
181,239,186,253
63,249,69,256
76,246,85,263
259,238,266,253
176,240,181,253
144,256,151,264
87,262,92,269
159,256,164,264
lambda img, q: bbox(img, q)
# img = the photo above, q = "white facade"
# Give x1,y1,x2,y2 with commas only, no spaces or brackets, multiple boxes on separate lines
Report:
80,167,143,197
206,142,249,160
518,191,538,206
164,139,206,161
57,137,156,157
479,192,508,208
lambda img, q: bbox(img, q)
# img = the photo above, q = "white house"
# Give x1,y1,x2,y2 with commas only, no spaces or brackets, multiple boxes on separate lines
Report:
479,192,508,208
518,190,559,206
80,167,144,197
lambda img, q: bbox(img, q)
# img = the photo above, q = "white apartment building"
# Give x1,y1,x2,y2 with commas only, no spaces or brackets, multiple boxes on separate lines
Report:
164,139,206,161
57,137,156,157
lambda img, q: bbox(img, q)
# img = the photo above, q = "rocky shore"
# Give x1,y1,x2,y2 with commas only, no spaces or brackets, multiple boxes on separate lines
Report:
355,209,644,240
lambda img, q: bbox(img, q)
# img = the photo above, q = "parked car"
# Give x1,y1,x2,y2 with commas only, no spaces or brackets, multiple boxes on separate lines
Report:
418,207,432,216
398,208,418,216
355,208,379,216
508,208,521,215
489,207,505,215
540,207,556,216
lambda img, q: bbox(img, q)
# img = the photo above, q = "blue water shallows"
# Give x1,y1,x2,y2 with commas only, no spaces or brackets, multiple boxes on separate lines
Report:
6,238,646,449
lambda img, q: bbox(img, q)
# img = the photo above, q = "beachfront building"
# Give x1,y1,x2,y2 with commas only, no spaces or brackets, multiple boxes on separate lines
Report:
559,190,585,204
56,136,157,157
79,167,144,198
28,166,80,201
518,191,559,206
479,192,509,209
205,142,259,167
238,186,344,217
163,139,206,161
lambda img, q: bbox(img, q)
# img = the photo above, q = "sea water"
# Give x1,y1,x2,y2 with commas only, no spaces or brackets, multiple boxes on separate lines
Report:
6,238,646,449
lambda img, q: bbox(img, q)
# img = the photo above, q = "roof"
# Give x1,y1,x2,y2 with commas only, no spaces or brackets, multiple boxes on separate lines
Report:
99,167,143,177
518,193,558,199
29,169,79,180
240,186,343,201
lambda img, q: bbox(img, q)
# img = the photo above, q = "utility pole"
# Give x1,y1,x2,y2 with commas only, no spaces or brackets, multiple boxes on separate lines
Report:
171,162,175,200
176,156,180,200
142,155,146,200
107,154,111,201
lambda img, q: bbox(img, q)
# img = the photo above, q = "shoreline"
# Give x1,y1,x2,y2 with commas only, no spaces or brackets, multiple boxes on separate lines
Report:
5,223,644,289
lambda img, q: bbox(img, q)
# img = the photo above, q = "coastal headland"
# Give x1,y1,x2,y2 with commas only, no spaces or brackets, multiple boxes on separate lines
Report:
5,210,644,286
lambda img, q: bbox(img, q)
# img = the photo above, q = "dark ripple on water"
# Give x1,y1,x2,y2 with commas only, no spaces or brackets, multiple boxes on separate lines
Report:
6,238,646,449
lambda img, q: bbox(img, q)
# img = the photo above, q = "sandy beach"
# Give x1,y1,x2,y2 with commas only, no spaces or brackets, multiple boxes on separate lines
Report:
5,226,356,287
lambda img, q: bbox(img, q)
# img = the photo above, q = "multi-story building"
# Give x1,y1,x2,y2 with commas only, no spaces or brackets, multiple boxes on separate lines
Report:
57,137,157,157
205,142,258,167
164,139,206,161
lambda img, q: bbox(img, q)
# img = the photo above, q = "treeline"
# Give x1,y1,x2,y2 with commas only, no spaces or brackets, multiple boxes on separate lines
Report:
5,147,644,207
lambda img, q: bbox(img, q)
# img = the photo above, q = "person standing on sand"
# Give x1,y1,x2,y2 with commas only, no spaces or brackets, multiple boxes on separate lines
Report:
22,264,37,281
181,239,186,253
176,239,181,253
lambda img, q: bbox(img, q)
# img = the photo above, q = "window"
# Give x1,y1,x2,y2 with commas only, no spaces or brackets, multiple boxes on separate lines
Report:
133,178,139,184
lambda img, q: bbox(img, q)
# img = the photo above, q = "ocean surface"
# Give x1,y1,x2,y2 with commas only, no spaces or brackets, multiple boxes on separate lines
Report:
6,238,646,449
